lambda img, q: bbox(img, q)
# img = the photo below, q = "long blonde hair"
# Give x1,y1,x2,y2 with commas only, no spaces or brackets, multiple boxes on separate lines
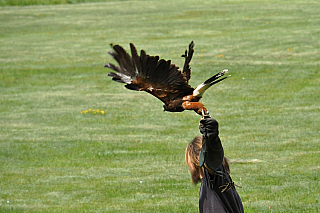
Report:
185,135,230,184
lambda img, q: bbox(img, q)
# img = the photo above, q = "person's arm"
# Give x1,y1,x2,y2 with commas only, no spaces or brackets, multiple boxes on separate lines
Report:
199,116,224,171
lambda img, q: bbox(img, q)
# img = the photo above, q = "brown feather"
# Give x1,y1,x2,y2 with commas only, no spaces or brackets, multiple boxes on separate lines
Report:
182,41,194,83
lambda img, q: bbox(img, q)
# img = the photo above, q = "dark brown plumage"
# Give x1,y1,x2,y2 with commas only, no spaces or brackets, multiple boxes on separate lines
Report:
105,41,229,116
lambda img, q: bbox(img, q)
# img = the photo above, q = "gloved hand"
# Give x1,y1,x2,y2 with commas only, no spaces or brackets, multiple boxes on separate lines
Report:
199,116,219,139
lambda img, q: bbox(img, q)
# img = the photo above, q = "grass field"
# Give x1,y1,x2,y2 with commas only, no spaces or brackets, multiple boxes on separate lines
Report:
1,0,319,212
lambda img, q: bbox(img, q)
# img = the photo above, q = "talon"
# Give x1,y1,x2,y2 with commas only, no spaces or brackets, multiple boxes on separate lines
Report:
201,109,205,118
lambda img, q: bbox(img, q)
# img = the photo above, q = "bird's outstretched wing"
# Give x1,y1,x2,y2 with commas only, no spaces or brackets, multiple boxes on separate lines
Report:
105,43,194,105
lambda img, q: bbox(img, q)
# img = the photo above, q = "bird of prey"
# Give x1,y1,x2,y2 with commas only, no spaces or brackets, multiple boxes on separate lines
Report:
104,41,229,116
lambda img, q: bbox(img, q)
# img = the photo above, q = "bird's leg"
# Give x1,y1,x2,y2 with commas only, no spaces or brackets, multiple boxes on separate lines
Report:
197,106,208,116
182,101,208,116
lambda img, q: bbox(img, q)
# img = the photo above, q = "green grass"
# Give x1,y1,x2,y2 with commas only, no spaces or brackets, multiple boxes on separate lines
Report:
1,0,319,212
0,0,115,6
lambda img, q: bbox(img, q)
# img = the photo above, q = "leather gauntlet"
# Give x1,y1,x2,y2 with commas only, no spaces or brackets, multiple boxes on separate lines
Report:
199,117,224,171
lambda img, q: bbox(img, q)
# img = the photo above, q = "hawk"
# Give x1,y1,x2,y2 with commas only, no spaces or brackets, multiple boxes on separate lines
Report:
105,41,229,116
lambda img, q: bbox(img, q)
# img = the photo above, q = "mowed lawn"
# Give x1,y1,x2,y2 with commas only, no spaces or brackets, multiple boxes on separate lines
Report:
0,0,319,212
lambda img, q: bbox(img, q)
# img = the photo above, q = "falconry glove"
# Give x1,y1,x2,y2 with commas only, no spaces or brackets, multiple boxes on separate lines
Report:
199,116,224,171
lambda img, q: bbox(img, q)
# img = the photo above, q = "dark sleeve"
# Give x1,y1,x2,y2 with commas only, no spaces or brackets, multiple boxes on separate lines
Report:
199,117,224,171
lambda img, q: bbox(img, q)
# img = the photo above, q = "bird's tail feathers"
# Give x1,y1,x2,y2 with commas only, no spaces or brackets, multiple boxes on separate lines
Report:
193,69,230,97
